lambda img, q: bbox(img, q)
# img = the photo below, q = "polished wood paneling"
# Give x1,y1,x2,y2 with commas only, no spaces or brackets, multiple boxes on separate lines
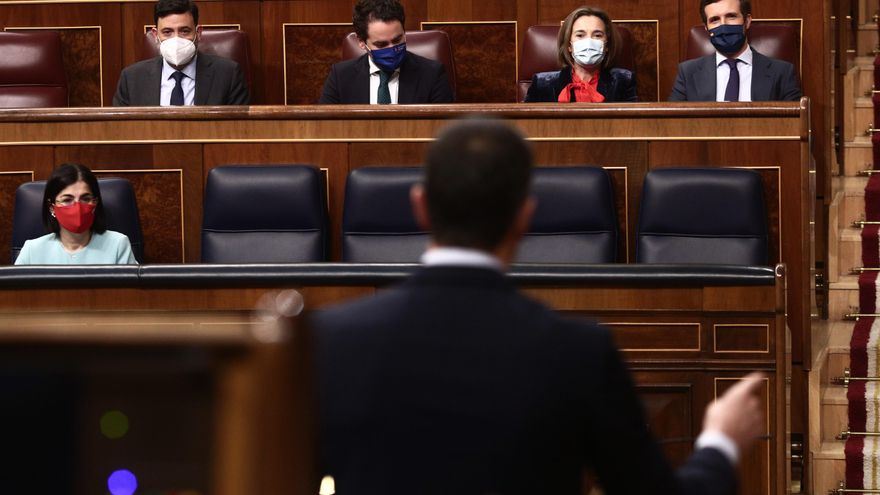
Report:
0,171,34,263
617,21,659,101
283,24,352,105
635,377,696,468
422,22,518,103
714,323,770,353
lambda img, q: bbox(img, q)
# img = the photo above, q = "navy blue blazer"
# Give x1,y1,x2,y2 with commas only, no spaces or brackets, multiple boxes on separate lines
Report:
524,66,638,103
319,52,453,104
668,49,801,101
314,265,738,495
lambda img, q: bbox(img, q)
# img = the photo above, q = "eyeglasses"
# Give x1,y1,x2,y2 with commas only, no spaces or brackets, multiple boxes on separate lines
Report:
53,195,99,207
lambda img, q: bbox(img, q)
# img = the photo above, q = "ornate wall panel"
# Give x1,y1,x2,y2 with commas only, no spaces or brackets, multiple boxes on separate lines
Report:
0,171,34,263
421,21,518,103
283,24,352,105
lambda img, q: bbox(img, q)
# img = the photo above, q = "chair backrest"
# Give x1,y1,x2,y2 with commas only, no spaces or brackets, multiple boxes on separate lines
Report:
12,178,145,263
201,165,327,263
141,29,253,93
636,168,769,265
341,30,457,98
517,24,635,102
517,167,618,263
686,24,800,74
0,31,68,108
342,167,427,263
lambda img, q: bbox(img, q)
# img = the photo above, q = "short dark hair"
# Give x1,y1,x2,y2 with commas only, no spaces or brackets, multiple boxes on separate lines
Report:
154,0,199,25
353,0,405,42
558,6,620,71
425,118,533,251
700,0,751,24
42,163,108,236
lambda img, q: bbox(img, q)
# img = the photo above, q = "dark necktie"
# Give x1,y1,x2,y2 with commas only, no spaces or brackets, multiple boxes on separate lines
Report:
723,59,740,102
377,70,392,105
170,71,185,106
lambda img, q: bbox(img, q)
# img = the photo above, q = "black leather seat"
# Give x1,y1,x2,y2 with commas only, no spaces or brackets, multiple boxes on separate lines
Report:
636,168,769,265
342,167,427,262
518,167,618,263
12,178,145,263
201,165,327,263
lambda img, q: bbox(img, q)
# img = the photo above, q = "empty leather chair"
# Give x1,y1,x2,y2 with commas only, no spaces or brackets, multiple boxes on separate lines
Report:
517,24,634,102
342,31,457,98
0,31,68,108
201,165,327,263
12,177,144,263
686,24,800,74
342,167,426,263
636,168,769,265
141,29,253,93
517,167,617,263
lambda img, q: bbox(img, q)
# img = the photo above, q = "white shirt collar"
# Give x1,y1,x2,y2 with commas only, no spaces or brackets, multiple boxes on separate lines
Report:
161,54,198,80
716,44,753,66
420,246,503,272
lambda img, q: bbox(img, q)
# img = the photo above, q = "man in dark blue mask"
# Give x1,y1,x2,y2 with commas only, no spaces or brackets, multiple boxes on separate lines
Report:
668,0,801,101
319,0,454,104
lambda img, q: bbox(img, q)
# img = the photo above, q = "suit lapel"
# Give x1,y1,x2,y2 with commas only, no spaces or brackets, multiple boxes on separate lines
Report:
147,57,163,106
696,55,717,101
353,55,371,104
750,51,772,101
194,55,214,105
397,54,417,104
552,68,573,101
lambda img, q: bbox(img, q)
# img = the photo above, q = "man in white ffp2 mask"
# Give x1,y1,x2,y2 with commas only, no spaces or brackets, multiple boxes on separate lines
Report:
112,0,249,106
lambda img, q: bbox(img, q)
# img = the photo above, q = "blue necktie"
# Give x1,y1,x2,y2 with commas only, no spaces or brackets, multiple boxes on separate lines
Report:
723,59,740,102
170,71,185,106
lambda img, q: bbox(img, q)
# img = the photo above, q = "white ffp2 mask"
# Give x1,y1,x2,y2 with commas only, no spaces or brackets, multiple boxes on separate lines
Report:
159,37,197,67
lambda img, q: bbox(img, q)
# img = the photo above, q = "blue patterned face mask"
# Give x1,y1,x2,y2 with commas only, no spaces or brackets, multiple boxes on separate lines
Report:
368,42,407,72
708,24,747,56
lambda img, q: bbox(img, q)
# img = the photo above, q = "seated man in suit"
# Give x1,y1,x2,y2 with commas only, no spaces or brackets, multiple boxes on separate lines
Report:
112,0,249,106
313,117,764,495
319,0,453,104
668,0,801,101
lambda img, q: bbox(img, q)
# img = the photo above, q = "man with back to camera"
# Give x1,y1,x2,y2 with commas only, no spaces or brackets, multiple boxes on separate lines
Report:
668,0,801,101
312,116,765,495
318,0,454,104
112,0,249,106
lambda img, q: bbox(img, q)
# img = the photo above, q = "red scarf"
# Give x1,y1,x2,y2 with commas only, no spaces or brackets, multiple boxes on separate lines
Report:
557,69,604,103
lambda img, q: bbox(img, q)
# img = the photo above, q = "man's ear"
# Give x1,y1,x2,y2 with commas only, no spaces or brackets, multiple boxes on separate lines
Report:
151,27,160,44
410,184,431,231
358,39,368,52
195,25,203,43
743,15,752,31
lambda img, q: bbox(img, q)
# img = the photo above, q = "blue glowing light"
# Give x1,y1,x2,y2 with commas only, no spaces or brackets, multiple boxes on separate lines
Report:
107,469,138,495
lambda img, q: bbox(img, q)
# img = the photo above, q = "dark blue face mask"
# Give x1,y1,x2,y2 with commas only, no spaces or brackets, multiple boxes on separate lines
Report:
368,42,407,72
708,24,747,56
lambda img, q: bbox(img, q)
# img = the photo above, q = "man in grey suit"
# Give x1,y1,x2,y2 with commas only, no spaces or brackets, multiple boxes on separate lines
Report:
112,0,248,106
669,0,800,102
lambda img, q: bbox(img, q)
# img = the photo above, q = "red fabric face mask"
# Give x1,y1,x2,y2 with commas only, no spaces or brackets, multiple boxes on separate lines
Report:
53,202,96,234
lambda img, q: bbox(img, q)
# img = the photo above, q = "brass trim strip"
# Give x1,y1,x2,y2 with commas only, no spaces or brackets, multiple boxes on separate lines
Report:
833,369,880,386
281,22,351,105
0,170,36,180
319,167,330,212
92,168,185,262
837,430,880,439
604,322,701,352
4,25,105,107
712,323,770,353
832,481,880,493
420,20,518,102
0,135,803,147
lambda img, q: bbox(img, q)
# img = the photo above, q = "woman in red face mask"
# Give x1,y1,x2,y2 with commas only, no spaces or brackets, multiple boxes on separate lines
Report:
14,163,136,265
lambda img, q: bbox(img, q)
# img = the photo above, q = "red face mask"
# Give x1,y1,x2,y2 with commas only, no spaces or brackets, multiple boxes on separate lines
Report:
53,202,96,234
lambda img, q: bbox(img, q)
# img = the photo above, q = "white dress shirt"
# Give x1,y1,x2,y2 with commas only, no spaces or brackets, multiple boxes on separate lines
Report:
368,55,400,105
420,246,503,271
715,45,753,102
160,55,197,106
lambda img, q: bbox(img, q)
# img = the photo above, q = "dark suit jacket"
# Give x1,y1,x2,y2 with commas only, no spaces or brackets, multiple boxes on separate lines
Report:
524,67,638,103
314,266,738,495
112,53,249,106
668,49,801,101
319,52,454,104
